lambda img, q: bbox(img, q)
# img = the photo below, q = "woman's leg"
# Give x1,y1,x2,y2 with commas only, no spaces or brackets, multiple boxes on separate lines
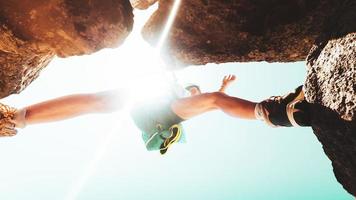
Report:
19,90,126,126
171,92,257,120
171,93,218,120
214,92,257,119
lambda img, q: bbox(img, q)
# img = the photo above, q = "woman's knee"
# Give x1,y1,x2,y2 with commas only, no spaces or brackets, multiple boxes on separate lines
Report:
209,92,228,107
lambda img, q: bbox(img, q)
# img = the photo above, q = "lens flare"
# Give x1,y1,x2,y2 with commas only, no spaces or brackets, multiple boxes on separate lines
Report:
156,0,182,50
65,118,119,200
65,1,182,199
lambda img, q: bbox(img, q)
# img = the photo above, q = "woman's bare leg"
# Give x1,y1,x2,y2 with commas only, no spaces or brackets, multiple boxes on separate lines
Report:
21,90,126,126
214,92,256,119
171,92,257,120
171,93,218,120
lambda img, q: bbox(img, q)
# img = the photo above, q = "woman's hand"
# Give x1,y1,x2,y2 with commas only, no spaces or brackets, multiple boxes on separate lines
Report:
219,74,236,93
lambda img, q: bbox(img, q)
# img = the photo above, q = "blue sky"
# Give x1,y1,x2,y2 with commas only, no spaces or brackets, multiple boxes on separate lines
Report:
1,60,352,200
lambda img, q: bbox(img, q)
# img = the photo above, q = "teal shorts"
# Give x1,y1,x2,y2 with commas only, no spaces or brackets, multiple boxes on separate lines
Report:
130,98,185,152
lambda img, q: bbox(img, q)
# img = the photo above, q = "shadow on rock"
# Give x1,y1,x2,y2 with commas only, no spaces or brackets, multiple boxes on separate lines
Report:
310,104,356,196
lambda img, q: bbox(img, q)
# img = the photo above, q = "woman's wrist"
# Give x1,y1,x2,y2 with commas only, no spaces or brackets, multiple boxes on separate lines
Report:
218,84,226,92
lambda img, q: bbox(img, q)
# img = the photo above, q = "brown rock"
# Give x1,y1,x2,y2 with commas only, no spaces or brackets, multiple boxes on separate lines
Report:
130,0,158,10
0,0,133,98
310,105,356,197
304,0,356,121
305,33,356,121
0,0,133,58
304,0,356,195
0,25,54,98
142,0,337,67
143,0,356,196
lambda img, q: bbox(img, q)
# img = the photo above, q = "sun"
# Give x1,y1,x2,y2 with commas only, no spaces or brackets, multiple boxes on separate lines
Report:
64,1,183,199
93,0,182,108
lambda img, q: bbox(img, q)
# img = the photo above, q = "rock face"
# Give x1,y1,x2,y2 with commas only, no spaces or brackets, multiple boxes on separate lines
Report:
0,25,54,98
305,33,355,121
0,0,133,57
304,0,356,195
142,0,337,66
305,0,356,121
0,0,354,196
0,0,133,98
143,0,356,195
310,106,356,197
130,0,157,10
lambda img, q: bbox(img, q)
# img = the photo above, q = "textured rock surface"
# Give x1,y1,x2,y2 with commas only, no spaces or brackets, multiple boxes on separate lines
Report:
304,0,356,196
142,0,337,66
305,33,355,121
304,0,356,121
130,0,157,10
310,105,356,197
143,0,356,195
0,25,54,98
0,0,133,57
0,0,133,98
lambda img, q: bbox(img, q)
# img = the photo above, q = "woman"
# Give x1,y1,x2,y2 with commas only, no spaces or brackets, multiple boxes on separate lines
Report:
131,74,310,154
0,75,236,136
0,74,308,151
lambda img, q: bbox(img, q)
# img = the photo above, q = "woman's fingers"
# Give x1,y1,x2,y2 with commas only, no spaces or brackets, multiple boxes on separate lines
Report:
222,74,237,86
225,75,236,82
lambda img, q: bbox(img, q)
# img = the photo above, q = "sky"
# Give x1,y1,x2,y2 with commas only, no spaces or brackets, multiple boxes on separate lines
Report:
0,4,353,200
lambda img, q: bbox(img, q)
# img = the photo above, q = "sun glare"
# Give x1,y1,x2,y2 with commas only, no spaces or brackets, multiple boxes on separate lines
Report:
65,1,182,199
96,1,182,107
